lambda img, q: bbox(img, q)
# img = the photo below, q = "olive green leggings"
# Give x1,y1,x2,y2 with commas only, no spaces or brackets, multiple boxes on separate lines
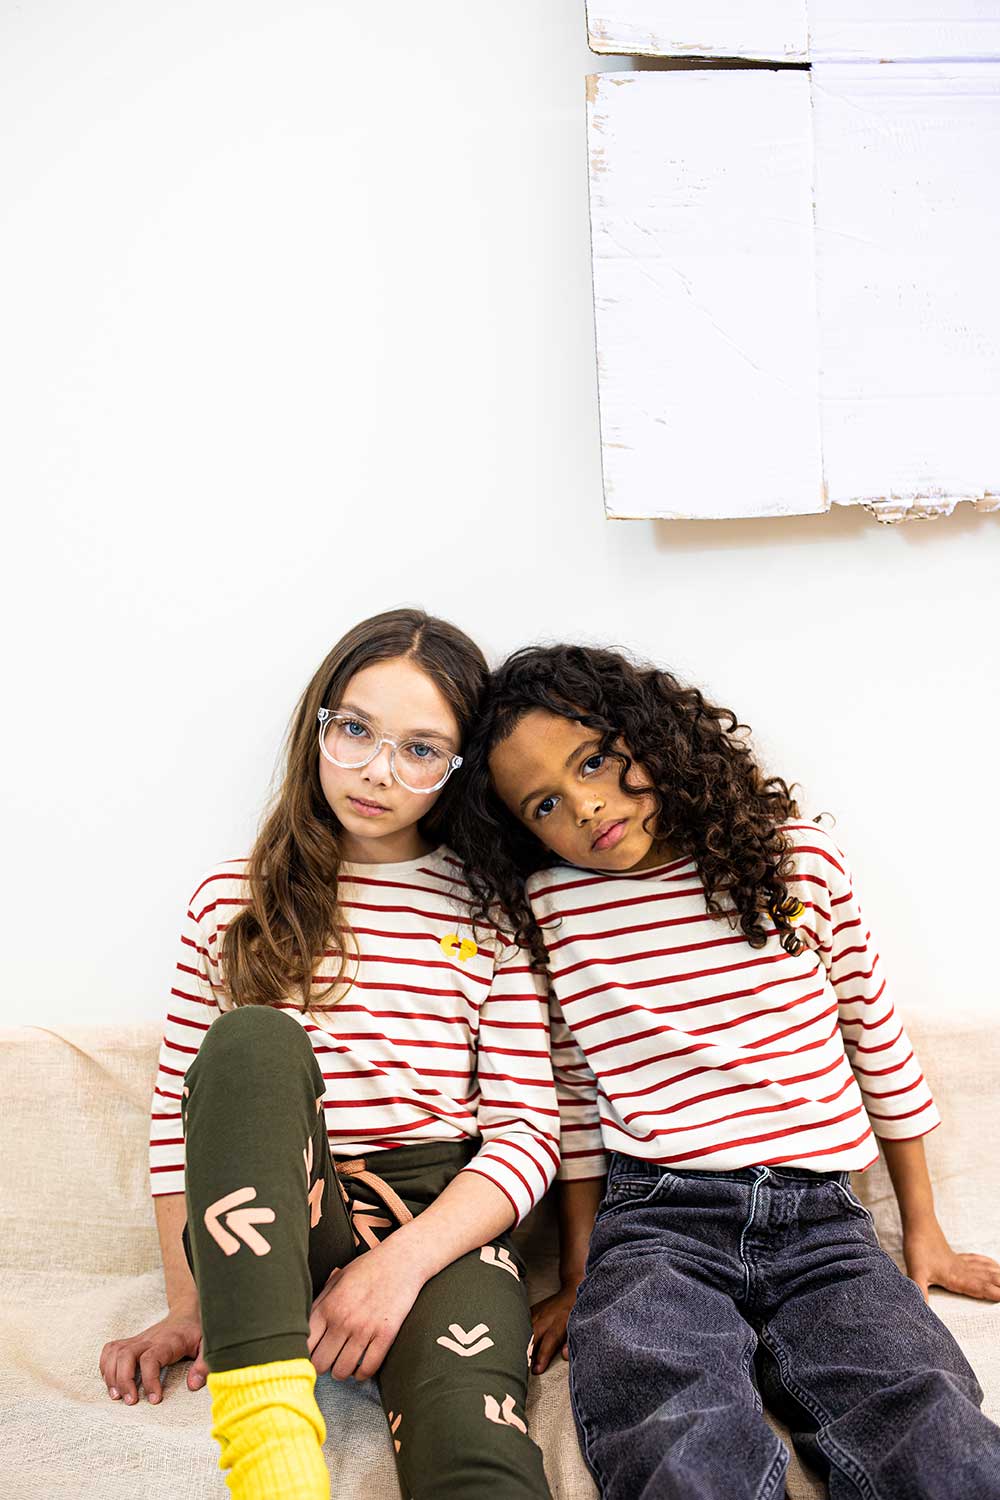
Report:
181,1005,551,1499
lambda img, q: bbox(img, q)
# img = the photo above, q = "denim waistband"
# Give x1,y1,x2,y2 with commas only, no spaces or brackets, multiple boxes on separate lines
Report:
609,1154,848,1187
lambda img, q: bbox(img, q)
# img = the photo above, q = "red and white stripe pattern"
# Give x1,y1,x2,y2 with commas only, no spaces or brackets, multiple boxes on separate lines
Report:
531,822,939,1181
150,848,558,1224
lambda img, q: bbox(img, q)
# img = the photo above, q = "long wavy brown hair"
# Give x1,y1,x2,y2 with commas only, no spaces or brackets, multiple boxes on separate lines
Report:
222,608,489,1012
451,643,813,964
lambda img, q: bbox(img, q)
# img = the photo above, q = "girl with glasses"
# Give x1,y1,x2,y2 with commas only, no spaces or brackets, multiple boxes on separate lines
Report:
99,609,558,1500
452,641,1000,1500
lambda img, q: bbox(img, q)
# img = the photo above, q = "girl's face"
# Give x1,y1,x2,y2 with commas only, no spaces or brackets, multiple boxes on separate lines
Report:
319,656,461,864
489,709,662,873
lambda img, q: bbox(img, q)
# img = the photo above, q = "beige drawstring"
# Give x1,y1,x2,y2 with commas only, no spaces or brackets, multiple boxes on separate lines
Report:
335,1157,414,1247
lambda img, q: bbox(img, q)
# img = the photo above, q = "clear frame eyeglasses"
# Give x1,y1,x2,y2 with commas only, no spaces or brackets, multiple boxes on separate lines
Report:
317,709,463,795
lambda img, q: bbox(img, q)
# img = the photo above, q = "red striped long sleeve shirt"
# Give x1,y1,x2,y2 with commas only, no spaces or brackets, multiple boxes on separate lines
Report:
149,847,559,1224
530,822,939,1181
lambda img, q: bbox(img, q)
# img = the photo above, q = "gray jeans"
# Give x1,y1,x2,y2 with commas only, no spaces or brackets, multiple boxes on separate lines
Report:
568,1155,1000,1500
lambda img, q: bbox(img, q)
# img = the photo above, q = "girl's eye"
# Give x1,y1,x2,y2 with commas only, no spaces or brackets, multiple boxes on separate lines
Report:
345,720,371,739
404,741,443,763
534,796,558,821
582,754,606,774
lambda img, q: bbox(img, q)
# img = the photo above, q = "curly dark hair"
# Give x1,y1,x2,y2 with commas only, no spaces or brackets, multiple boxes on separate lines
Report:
452,643,815,964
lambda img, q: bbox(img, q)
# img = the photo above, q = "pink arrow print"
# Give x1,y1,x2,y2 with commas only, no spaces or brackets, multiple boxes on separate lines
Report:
480,1245,520,1280
303,1139,325,1228
436,1322,495,1358
483,1394,527,1433
204,1187,275,1256
352,1208,392,1248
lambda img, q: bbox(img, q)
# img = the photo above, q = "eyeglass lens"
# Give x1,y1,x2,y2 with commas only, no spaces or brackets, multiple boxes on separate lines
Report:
322,716,452,791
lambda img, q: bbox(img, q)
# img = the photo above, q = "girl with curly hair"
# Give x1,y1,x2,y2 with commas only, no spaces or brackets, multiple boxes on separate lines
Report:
99,610,558,1500
451,641,1000,1500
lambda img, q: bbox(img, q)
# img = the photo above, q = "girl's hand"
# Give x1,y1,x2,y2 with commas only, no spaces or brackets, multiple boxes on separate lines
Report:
308,1242,427,1382
100,1305,207,1405
903,1219,1000,1303
530,1285,578,1374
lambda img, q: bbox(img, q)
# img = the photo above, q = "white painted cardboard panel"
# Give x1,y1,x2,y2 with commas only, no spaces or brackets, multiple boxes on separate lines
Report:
813,63,1000,518
588,69,1000,520
587,0,1000,62
587,71,824,519
586,1,808,62
811,3,1000,63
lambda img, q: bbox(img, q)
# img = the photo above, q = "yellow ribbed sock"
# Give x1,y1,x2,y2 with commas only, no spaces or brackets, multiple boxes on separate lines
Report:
207,1357,330,1500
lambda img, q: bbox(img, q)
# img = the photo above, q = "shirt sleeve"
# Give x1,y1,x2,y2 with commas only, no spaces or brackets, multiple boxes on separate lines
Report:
788,825,940,1143
149,874,227,1196
460,936,561,1224
550,991,609,1182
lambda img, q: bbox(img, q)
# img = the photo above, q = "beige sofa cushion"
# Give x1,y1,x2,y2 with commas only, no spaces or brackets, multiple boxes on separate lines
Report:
0,1015,996,1498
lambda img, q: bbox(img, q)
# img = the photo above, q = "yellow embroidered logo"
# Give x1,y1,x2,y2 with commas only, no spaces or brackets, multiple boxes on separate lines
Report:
441,933,477,962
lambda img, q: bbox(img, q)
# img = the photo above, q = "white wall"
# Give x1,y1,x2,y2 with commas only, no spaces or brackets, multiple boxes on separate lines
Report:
2,0,996,1027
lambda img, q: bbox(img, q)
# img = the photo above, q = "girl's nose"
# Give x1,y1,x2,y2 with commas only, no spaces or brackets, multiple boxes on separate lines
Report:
362,744,394,787
576,796,604,826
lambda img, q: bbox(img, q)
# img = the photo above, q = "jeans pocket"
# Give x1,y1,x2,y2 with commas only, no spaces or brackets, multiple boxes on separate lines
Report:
598,1170,676,1220
831,1178,876,1227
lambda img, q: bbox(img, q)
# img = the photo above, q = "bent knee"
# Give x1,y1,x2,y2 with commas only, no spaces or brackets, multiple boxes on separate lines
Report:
194,1003,317,1082
890,1364,985,1415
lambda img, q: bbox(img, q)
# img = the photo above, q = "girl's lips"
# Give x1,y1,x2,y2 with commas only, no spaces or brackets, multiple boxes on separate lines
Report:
592,819,628,852
348,796,390,818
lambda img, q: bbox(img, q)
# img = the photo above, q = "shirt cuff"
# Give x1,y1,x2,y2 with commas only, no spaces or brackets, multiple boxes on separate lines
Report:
149,1162,186,1197
866,1097,941,1142
557,1145,609,1182
461,1136,556,1225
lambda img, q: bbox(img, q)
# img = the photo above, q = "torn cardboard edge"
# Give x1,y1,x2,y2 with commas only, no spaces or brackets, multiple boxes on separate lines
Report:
605,497,1000,526
587,2,809,63
585,0,1000,65
860,495,1000,526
